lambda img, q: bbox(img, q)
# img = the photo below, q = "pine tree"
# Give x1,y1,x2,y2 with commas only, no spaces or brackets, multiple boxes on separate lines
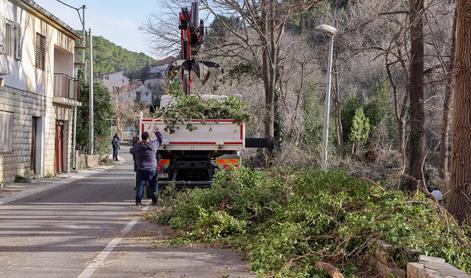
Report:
350,108,370,156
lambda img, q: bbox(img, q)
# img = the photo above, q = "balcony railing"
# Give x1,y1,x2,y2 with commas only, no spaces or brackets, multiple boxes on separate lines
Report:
54,73,80,102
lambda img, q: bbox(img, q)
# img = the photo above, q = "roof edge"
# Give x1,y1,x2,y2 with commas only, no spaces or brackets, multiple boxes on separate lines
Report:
14,0,81,40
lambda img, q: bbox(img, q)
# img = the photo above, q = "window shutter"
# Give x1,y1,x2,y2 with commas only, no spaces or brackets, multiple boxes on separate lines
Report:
3,21,13,56
35,33,40,67
0,113,4,152
14,24,22,60
0,111,13,152
8,112,13,151
0,18,5,55
35,33,46,70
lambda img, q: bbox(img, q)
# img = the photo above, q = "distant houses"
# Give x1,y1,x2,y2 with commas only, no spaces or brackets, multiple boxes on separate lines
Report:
0,0,81,182
98,71,130,94
96,56,176,107
118,84,154,105
148,56,176,80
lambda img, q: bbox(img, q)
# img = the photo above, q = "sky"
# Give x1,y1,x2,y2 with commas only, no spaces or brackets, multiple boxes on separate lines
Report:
34,0,166,58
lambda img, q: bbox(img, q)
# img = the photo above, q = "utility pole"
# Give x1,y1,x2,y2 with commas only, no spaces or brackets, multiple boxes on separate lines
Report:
82,5,87,83
72,5,86,169
57,2,85,170
89,29,94,155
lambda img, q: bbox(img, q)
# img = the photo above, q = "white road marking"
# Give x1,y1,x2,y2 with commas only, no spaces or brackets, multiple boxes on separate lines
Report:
76,207,150,278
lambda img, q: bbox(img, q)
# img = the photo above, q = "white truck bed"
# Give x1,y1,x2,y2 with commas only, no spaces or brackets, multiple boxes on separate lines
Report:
140,118,245,151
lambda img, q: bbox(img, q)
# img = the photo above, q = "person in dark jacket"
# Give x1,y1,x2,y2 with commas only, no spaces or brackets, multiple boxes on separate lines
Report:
131,134,139,173
130,126,163,206
111,133,120,161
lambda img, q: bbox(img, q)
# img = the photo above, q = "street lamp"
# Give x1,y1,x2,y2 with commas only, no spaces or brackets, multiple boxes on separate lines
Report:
315,24,338,170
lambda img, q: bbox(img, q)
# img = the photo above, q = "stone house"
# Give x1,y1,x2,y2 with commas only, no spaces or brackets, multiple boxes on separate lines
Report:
117,84,154,106
148,56,176,80
0,0,81,183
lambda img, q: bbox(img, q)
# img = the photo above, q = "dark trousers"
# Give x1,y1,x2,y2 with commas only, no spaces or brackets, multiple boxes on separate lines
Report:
136,169,158,203
112,147,119,160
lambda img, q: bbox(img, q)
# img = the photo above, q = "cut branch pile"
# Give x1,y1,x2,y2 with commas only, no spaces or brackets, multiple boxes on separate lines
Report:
153,94,250,134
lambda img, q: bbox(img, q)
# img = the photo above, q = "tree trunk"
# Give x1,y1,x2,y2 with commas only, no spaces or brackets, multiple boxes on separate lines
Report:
263,48,275,154
407,0,425,189
448,0,471,224
385,57,408,171
439,9,457,180
262,0,277,155
333,60,343,158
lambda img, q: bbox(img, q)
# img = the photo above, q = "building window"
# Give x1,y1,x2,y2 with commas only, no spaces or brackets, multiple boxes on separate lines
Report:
4,22,12,55
2,21,21,59
35,33,46,70
14,24,22,60
0,111,13,153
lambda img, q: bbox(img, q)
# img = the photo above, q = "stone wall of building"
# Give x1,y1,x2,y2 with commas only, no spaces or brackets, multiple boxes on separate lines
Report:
42,103,74,176
0,86,75,183
0,86,46,182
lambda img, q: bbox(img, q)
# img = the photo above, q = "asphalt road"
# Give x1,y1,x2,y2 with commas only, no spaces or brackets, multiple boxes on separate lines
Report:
0,147,254,278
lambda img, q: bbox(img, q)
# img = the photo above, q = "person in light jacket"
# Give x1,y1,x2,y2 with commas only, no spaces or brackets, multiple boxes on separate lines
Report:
130,126,163,206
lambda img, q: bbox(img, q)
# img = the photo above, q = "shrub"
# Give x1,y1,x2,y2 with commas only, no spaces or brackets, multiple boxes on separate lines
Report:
14,175,31,183
149,167,471,277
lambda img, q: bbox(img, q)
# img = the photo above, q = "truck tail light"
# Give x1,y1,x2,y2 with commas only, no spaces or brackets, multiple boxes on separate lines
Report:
215,157,240,170
157,159,170,172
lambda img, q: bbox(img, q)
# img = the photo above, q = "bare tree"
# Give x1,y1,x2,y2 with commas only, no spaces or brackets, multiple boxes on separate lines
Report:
439,9,456,180
111,92,139,136
448,0,471,224
407,0,426,188
199,0,322,152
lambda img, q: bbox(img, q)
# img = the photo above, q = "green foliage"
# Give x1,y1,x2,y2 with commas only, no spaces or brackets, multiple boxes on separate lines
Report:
149,168,471,277
341,94,362,144
206,15,242,46
14,175,31,183
153,83,250,133
227,62,262,81
341,80,388,147
167,79,184,97
363,80,388,128
302,85,324,149
77,82,113,154
83,35,155,75
350,107,371,154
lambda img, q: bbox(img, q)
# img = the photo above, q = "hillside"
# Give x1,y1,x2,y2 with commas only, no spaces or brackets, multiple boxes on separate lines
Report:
83,35,155,76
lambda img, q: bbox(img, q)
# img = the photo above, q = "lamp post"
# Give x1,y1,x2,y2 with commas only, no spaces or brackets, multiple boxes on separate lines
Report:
315,24,337,170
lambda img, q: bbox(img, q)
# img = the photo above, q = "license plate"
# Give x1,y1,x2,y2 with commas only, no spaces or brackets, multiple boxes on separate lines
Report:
158,173,169,179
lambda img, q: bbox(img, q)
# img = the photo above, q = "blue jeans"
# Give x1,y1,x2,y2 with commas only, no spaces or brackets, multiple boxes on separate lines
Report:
136,169,158,203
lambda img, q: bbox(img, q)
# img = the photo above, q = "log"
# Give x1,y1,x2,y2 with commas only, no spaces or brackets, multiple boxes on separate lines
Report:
315,261,344,278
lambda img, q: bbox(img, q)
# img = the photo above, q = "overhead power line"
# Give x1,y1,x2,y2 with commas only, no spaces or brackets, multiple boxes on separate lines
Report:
55,0,79,10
